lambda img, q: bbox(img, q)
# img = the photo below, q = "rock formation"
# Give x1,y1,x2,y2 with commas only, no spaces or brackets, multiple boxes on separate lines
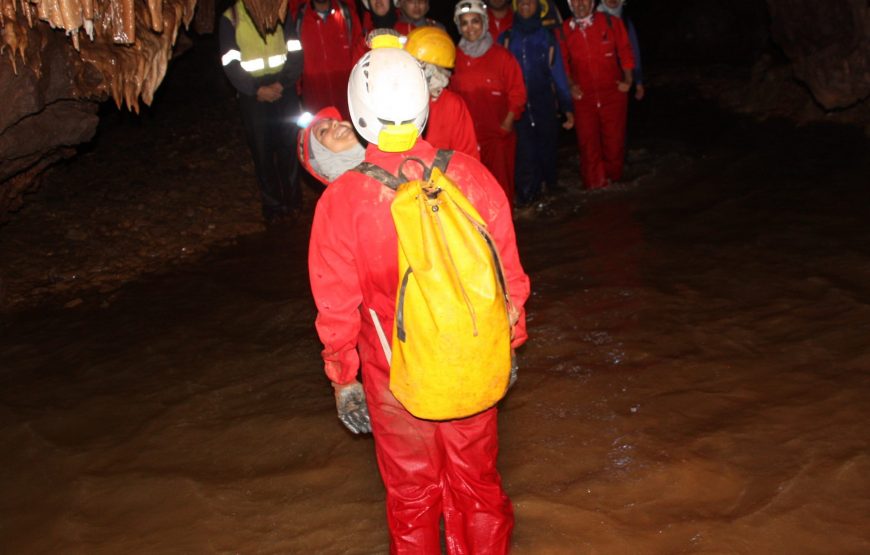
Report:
0,0,282,221
766,0,870,110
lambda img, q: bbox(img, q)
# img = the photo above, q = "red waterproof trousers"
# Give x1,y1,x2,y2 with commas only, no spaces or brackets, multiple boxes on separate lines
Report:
572,88,628,188
309,140,529,554
561,14,634,189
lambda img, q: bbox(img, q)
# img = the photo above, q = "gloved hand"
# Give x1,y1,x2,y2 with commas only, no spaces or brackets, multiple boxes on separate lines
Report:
332,381,372,434
509,350,518,390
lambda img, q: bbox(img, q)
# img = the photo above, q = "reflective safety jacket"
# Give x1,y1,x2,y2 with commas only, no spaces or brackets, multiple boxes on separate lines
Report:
219,0,303,96
425,89,480,160
296,0,363,118
560,12,635,95
451,44,527,143
308,140,529,385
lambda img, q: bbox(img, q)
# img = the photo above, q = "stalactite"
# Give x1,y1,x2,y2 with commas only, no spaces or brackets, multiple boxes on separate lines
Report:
0,0,210,109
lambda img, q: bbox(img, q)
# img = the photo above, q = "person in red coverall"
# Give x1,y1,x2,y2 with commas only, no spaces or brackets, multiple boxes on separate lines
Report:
308,41,529,554
294,0,363,119
488,0,514,40
560,0,635,189
451,0,527,208
404,26,480,159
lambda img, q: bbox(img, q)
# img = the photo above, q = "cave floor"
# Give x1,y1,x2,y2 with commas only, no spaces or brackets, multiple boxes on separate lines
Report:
2,38,870,553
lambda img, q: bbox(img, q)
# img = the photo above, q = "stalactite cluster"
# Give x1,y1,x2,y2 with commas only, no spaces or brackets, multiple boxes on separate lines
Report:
0,0,207,110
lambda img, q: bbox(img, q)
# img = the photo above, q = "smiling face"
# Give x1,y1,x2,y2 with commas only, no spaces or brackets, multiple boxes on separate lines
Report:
458,13,484,42
370,0,391,16
311,118,359,153
399,0,428,20
516,0,538,19
570,0,594,18
603,0,622,9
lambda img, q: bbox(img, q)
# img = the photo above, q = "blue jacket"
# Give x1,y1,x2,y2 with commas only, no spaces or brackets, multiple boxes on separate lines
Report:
500,14,572,126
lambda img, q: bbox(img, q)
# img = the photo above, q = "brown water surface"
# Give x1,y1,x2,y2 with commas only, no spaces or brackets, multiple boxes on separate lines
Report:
2,47,869,554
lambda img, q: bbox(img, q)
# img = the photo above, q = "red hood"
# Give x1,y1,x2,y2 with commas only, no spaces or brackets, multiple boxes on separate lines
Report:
297,106,344,186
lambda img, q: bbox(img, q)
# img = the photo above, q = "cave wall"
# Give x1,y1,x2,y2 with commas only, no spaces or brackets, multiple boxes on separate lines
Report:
767,0,870,109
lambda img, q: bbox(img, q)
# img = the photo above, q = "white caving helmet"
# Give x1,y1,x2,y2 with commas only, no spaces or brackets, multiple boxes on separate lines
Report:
454,0,489,32
347,35,430,153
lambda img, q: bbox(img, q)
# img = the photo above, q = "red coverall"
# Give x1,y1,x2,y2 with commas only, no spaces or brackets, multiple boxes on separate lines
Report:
309,139,530,554
297,0,363,119
560,13,634,189
425,89,480,160
451,45,526,207
488,8,514,40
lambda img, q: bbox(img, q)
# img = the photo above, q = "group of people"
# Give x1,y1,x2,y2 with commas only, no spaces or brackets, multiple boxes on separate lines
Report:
220,0,643,222
219,1,641,552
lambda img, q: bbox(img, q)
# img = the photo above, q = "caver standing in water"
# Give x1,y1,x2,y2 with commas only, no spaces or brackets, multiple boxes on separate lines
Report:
560,0,635,189
307,41,529,553
219,0,304,223
597,0,645,100
451,0,527,208
501,0,574,211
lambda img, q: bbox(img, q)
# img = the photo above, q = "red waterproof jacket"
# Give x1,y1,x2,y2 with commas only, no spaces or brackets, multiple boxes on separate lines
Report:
297,0,363,119
425,89,480,160
488,8,514,40
560,13,635,95
451,45,526,143
308,139,529,385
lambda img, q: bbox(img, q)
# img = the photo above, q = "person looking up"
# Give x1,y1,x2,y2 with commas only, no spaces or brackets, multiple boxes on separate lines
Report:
394,0,444,35
308,39,529,553
487,0,514,40
297,107,366,186
502,0,574,211
561,0,635,189
219,0,304,223
598,0,644,100
451,0,527,208
404,26,480,160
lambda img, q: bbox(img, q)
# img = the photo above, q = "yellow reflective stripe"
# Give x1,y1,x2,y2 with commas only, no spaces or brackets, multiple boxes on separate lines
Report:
221,49,242,66
267,54,286,68
286,39,302,52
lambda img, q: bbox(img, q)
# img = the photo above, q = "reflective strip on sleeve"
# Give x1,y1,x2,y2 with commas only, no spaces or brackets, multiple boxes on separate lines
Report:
221,49,242,66
267,54,287,68
286,39,302,52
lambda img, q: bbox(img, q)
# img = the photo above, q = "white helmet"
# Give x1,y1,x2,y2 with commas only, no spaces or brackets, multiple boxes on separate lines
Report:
454,0,489,31
348,39,430,152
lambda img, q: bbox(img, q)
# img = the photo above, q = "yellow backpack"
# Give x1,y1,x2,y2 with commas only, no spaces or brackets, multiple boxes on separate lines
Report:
355,151,516,420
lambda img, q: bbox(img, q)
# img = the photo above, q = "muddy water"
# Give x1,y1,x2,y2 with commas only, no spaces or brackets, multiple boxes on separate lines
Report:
2,78,870,553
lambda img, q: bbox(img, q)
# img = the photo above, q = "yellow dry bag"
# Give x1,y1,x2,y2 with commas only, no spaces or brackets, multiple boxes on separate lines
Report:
355,151,514,420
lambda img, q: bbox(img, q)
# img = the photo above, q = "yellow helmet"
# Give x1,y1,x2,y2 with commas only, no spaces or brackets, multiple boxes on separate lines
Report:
404,26,456,69
512,0,550,18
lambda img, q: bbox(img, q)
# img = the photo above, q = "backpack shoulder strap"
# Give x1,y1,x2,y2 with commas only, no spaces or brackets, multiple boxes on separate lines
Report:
501,29,511,49
353,161,403,190
432,149,454,174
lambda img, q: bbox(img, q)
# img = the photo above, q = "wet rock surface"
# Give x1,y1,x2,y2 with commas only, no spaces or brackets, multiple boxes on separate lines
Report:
0,38,270,310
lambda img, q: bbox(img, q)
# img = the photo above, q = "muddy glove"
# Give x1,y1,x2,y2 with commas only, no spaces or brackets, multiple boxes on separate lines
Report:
509,350,518,390
332,381,372,434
